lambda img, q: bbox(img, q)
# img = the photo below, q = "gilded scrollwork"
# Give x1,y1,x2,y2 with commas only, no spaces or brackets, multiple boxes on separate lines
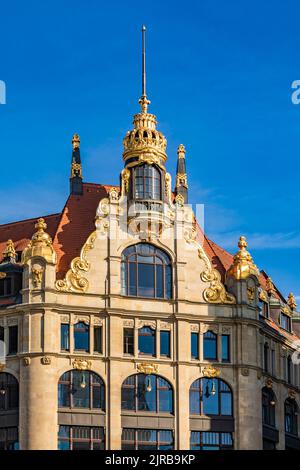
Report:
137,363,158,374
202,366,221,378
55,231,97,293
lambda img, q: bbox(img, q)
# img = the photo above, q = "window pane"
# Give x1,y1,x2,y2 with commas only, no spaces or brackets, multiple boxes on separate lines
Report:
61,324,69,351
138,375,156,411
220,393,232,416
203,332,217,360
138,264,155,297
160,331,170,357
72,372,90,408
190,390,200,414
128,262,137,296
122,387,135,411
191,333,199,359
8,326,18,354
222,335,230,362
74,322,89,352
123,328,134,355
94,326,102,353
159,388,173,413
156,265,163,298
138,327,156,356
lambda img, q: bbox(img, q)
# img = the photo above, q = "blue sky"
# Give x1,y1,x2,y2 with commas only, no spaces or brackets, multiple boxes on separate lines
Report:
0,0,299,299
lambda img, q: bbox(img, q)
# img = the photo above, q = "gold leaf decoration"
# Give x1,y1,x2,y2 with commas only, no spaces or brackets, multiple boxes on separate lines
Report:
202,366,221,378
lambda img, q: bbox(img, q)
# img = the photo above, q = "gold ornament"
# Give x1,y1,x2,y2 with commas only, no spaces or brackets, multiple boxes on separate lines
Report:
137,363,158,374
72,358,92,370
71,162,82,178
227,236,259,280
72,133,80,149
55,231,96,293
32,265,44,288
287,293,297,311
175,173,188,189
259,289,268,302
22,218,56,265
202,366,221,378
0,272,7,279
3,239,16,262
247,286,255,302
177,144,186,159
266,277,276,296
0,363,5,372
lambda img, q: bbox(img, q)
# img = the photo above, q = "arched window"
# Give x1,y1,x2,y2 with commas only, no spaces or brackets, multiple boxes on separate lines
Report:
190,378,232,416
0,373,19,411
262,387,276,427
121,243,172,299
134,164,161,200
138,327,156,356
285,398,299,436
264,343,269,372
203,331,217,360
58,370,105,410
74,322,89,352
121,374,173,413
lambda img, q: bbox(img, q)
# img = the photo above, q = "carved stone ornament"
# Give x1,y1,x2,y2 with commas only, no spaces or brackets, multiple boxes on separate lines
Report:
95,198,110,235
200,324,219,334
288,389,297,400
259,289,268,303
160,322,171,331
137,363,158,374
202,366,221,378
23,357,31,366
265,378,273,388
123,320,134,328
72,358,92,370
222,326,231,334
41,356,51,365
175,194,185,207
109,187,119,202
138,320,156,330
60,315,70,323
32,265,44,288
22,218,57,265
0,272,7,279
247,286,255,302
165,173,172,202
121,168,130,194
73,316,90,325
0,363,5,372
191,324,199,333
93,317,103,326
55,231,96,293
241,368,249,376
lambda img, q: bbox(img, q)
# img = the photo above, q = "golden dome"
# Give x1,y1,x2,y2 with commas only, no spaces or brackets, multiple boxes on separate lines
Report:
22,218,56,265
227,236,260,280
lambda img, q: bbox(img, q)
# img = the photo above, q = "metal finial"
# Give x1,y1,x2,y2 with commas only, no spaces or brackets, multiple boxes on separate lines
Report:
142,25,146,97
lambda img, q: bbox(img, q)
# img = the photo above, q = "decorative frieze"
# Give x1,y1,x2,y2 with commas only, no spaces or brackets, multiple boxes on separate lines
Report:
202,365,221,378
136,363,158,374
72,358,92,370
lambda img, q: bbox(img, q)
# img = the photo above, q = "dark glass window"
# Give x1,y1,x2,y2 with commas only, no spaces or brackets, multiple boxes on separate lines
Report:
60,324,69,351
58,370,105,410
191,333,199,360
190,431,233,450
221,335,230,362
138,327,156,356
121,374,173,413
0,427,19,450
0,326,4,342
74,322,89,352
160,331,170,357
287,355,292,384
8,326,18,355
190,378,232,416
94,326,102,354
122,428,173,450
281,313,291,332
203,331,217,360
262,387,276,427
0,278,12,297
0,373,19,411
121,243,172,299
58,426,105,450
123,328,134,355
134,164,162,200
285,398,299,436
264,343,269,373
259,300,269,317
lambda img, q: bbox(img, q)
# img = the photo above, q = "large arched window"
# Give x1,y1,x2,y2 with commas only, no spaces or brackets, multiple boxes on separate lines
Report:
134,164,161,200
262,387,276,427
58,370,105,410
285,398,299,436
190,378,232,416
121,243,172,299
0,373,19,411
121,374,173,413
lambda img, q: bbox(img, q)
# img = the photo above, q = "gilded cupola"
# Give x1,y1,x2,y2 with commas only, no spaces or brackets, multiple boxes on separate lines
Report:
227,236,260,280
22,218,57,265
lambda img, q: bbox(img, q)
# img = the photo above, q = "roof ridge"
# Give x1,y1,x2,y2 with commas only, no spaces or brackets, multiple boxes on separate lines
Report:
0,212,61,229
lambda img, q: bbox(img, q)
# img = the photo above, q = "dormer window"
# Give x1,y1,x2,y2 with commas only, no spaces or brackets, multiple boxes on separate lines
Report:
280,312,291,332
0,277,12,297
133,164,161,200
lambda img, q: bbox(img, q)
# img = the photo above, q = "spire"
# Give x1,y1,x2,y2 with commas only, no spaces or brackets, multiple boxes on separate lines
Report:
175,144,188,203
2,239,16,264
138,25,150,114
70,133,83,195
227,236,260,280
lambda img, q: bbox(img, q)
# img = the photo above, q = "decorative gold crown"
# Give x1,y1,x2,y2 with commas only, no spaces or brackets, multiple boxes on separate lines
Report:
22,218,56,265
227,236,260,280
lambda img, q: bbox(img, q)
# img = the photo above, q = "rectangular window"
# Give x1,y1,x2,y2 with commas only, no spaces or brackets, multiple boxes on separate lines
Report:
123,328,134,355
281,313,291,332
58,426,105,450
8,326,18,355
0,278,12,297
191,332,199,360
160,331,170,357
94,326,102,354
60,324,69,351
74,322,89,352
0,326,4,342
121,428,173,450
271,349,275,375
190,431,233,450
0,427,19,450
221,335,230,362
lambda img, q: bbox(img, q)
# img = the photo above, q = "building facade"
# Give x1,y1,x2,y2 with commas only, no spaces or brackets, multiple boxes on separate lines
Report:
0,52,300,450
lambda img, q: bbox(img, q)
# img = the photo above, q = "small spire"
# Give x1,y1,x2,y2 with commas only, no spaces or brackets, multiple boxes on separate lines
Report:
287,293,297,311
138,25,150,114
175,144,188,203
2,239,16,263
227,236,260,280
22,218,56,265
70,133,83,195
